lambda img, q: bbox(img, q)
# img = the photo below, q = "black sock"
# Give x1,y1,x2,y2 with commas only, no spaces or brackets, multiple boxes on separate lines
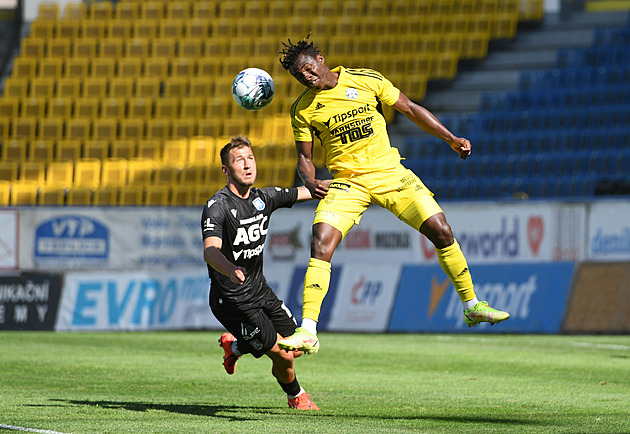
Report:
278,377,301,396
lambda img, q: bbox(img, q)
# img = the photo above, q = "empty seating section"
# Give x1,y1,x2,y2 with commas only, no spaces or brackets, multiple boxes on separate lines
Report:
401,17,630,201
0,0,545,206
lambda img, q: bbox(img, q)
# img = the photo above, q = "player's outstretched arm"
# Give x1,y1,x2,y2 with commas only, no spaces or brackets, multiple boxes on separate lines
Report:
296,140,329,199
203,237,246,284
393,91,472,160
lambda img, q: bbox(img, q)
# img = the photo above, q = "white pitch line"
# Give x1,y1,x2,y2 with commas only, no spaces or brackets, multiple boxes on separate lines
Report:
571,342,630,351
0,424,69,434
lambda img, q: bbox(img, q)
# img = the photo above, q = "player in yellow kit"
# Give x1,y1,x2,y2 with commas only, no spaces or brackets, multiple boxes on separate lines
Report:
277,37,510,354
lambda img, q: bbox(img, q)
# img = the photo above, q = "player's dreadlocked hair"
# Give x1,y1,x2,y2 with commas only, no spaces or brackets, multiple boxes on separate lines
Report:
220,135,252,165
279,34,320,70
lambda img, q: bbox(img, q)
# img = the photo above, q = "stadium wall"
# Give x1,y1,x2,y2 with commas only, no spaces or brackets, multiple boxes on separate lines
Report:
0,199,628,332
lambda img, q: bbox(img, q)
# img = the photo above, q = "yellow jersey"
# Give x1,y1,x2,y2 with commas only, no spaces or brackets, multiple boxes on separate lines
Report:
290,66,401,174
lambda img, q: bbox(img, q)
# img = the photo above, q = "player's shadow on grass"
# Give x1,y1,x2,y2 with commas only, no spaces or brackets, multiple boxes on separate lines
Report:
52,399,303,421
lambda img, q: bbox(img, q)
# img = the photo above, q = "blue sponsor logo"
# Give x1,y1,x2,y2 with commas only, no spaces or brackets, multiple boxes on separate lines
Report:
35,216,109,267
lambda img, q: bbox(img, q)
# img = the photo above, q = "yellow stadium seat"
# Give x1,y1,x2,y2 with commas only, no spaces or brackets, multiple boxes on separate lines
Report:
151,38,176,59
187,136,215,166
192,2,214,19
154,163,179,184
132,20,158,40
193,184,217,205
74,97,100,119
167,1,192,20
180,166,205,184
155,98,179,119
74,158,102,189
85,139,111,160
20,160,46,185
99,38,125,59
170,184,194,206
89,1,113,20
163,138,188,165
11,118,37,142
143,57,169,78
56,139,83,161
46,160,74,188
29,139,55,162
21,37,46,58
11,58,37,79
128,158,156,184
135,77,161,98
64,58,90,78
55,20,80,40
119,118,145,142
0,180,10,206
56,78,81,99
137,139,163,160
179,97,204,121
159,19,184,39
202,38,228,58
0,161,19,182
30,19,55,39
101,97,126,119
65,118,92,141
90,58,116,78
184,18,210,38
3,77,29,98
65,2,87,20
260,17,285,38
128,97,153,119
0,97,19,118
188,78,214,98
196,57,222,78
111,140,136,159
30,77,56,98
171,57,196,77
461,31,489,59
10,181,39,206
205,96,230,119
71,38,98,60
47,97,73,118
197,119,222,138
223,118,247,139
145,119,171,141
38,58,63,78
81,21,106,40
140,1,165,20
109,77,135,98
115,1,139,21
67,186,93,206
101,158,129,186
164,77,189,98
171,119,196,139
124,40,150,62
38,118,65,142
491,12,518,39
144,184,170,206
2,139,27,161
119,185,144,206
93,186,118,206
38,185,66,205
20,97,46,118
234,18,260,38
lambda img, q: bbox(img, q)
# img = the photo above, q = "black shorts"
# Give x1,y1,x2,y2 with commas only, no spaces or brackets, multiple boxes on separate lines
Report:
210,282,297,358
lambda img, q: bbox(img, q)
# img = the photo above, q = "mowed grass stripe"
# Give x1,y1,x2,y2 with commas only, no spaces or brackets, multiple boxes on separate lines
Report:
1,332,629,433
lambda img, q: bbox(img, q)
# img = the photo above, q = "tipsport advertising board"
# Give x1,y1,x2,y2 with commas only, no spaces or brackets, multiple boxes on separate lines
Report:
389,262,574,333
56,269,220,331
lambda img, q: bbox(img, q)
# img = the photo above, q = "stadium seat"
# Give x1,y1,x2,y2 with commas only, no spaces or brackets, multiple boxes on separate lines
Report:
38,186,66,206
154,163,180,184
145,184,170,206
163,138,189,165
21,97,46,118
89,1,113,20
74,158,102,189
0,180,10,206
170,184,194,206
119,184,144,206
145,119,171,142
56,140,83,161
46,160,74,188
187,136,215,166
20,160,46,184
101,158,129,186
128,158,156,184
111,140,136,159
137,139,163,160
84,139,110,160
67,186,94,206
93,186,119,206
38,58,63,77
29,139,55,161
10,181,39,206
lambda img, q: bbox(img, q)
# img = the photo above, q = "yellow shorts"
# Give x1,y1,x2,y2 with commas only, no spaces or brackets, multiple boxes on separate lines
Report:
313,165,443,237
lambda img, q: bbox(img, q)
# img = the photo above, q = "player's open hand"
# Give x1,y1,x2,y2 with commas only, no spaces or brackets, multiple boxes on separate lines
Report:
450,137,472,160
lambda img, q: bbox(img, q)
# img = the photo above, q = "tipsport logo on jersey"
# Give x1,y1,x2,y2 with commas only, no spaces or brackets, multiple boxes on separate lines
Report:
324,104,375,144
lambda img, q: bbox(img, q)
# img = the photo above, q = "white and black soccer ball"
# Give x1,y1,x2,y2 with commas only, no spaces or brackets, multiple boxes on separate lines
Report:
231,68,275,111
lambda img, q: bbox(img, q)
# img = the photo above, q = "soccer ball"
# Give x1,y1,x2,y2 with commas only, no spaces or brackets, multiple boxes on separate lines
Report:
231,68,275,111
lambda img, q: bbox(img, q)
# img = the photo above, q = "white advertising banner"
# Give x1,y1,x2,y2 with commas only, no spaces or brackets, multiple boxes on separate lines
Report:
56,269,220,331
327,263,402,332
18,207,205,270
587,201,630,261
0,210,18,270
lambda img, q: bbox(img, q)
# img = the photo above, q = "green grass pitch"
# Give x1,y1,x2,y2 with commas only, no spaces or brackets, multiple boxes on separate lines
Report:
1,332,629,433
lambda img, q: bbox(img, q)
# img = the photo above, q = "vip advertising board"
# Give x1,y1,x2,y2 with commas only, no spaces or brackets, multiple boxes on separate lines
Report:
56,269,220,331
389,262,575,333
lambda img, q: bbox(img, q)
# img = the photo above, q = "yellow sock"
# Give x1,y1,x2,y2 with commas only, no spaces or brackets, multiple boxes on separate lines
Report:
302,258,332,322
436,239,476,302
